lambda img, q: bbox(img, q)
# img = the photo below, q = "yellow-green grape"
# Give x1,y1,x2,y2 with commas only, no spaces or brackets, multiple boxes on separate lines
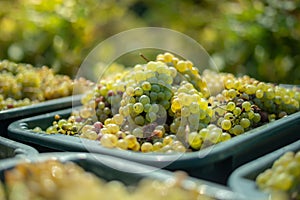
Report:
32,127,42,133
224,112,234,120
141,81,151,91
124,135,137,149
112,114,124,125
224,79,235,89
233,107,242,116
116,139,128,150
134,87,143,96
153,142,163,151
242,101,251,112
188,132,202,150
226,102,236,111
219,132,231,142
256,89,264,98
221,119,232,130
227,89,237,99
175,61,187,72
141,142,153,152
245,85,257,95
100,134,118,148
46,126,57,134
81,130,98,140
266,88,275,99
253,113,261,123
199,128,209,138
205,130,220,144
106,124,120,134
163,135,173,146
131,142,141,151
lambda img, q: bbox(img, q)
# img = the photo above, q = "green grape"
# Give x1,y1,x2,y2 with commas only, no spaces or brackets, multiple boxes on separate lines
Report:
132,128,143,138
233,107,242,116
240,118,251,128
134,116,145,126
149,92,158,102
149,104,159,113
226,101,236,111
143,104,151,112
231,125,244,135
139,95,150,105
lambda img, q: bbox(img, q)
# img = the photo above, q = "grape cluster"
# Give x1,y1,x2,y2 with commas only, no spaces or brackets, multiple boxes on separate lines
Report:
36,52,300,153
256,151,300,199
0,60,94,111
1,159,214,200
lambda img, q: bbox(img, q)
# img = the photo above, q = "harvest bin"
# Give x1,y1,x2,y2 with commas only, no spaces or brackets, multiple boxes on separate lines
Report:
228,139,300,199
0,152,245,200
7,108,300,184
0,136,38,160
0,95,82,137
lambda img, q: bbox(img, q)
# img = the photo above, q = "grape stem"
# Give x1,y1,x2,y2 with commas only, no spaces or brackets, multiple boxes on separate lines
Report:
77,118,92,134
139,53,150,62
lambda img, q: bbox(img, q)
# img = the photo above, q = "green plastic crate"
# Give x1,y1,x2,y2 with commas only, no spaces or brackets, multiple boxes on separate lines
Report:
0,152,245,200
228,139,300,200
0,95,82,137
7,108,300,184
0,136,38,160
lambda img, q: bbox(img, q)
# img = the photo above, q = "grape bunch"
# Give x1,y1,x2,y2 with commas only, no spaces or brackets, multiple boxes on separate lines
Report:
1,159,215,200
0,60,94,111
36,52,300,153
256,151,300,199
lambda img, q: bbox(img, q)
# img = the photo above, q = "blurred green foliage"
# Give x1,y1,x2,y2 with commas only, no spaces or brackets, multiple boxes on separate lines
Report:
0,0,299,84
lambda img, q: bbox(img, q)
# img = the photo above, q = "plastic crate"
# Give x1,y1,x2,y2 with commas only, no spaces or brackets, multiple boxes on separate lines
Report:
0,136,38,160
228,139,300,200
0,152,245,200
0,95,82,137
7,108,300,184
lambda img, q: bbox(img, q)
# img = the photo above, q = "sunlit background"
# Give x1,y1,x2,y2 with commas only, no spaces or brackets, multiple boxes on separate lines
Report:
0,0,299,84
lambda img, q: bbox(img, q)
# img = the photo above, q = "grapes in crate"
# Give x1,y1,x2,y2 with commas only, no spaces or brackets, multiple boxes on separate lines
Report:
0,60,94,111
1,159,214,200
34,52,300,153
256,151,300,199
